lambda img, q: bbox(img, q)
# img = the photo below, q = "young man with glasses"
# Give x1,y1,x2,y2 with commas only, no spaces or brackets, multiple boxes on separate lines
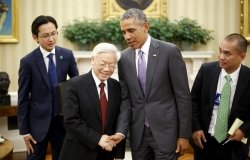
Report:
18,15,79,160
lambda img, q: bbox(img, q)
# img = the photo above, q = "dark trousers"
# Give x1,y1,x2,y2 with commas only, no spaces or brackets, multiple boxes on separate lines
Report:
96,147,115,160
131,126,178,160
27,116,66,160
193,134,249,160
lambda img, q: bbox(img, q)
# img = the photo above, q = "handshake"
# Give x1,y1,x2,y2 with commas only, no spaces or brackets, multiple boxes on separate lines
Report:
98,133,124,151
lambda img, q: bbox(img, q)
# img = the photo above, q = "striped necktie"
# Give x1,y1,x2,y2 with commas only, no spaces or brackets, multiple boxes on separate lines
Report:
99,82,107,133
138,50,146,95
47,53,58,116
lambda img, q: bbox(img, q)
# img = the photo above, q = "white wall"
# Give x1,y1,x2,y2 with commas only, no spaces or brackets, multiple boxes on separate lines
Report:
0,0,247,92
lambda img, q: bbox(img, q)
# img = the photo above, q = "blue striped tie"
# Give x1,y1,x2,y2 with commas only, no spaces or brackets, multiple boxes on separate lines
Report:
47,53,58,116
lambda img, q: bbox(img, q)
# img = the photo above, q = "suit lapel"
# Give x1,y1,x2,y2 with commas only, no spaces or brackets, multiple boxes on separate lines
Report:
145,39,159,99
230,66,247,116
85,72,102,121
106,79,115,128
34,48,50,88
55,47,62,82
208,63,221,108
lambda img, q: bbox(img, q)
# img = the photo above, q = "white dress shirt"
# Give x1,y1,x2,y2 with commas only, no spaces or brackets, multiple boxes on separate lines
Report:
91,70,108,100
40,46,56,72
208,66,241,135
135,34,151,75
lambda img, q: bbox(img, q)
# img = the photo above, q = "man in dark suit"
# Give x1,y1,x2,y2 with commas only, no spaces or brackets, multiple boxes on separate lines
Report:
59,43,125,160
18,15,79,160
0,72,11,105
191,33,250,160
110,8,192,160
0,72,10,96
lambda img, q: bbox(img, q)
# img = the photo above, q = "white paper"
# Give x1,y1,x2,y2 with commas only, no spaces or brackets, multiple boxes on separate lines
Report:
228,118,248,144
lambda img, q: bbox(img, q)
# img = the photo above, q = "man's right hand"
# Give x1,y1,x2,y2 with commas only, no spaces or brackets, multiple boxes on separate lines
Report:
23,135,37,154
109,133,124,145
192,130,206,149
98,135,115,151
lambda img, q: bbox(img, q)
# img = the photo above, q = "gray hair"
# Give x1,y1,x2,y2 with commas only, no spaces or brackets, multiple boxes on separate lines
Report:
92,43,120,61
120,8,147,24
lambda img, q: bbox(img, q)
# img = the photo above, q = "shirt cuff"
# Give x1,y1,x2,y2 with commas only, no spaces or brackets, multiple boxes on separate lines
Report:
21,134,30,138
116,132,125,139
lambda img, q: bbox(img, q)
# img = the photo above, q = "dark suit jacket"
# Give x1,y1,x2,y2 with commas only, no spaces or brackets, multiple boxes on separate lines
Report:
191,61,250,159
117,38,192,152
18,46,79,141
59,71,125,160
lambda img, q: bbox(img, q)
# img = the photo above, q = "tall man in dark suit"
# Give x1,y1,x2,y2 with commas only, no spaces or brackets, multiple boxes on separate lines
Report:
59,43,125,160
191,33,250,160
18,15,79,160
110,8,192,160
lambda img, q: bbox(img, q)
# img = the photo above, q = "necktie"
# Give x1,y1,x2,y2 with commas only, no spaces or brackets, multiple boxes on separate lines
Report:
47,53,58,116
137,50,149,127
99,82,107,133
214,75,232,143
138,50,146,95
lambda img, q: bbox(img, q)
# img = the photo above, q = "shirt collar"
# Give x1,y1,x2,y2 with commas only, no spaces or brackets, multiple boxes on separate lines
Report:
136,34,151,55
40,46,55,58
221,65,241,83
91,69,108,87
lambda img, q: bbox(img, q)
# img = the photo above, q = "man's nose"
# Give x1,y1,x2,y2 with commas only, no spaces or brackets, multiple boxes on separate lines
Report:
218,53,226,59
124,32,131,40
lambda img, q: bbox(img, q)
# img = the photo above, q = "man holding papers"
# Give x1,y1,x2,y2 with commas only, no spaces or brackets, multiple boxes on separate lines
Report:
191,33,250,160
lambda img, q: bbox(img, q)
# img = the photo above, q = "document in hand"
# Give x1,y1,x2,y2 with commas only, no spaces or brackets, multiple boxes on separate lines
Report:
228,118,248,144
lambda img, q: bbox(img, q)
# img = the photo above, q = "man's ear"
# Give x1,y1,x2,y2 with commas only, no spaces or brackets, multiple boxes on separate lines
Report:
240,53,246,61
91,56,95,66
32,34,39,44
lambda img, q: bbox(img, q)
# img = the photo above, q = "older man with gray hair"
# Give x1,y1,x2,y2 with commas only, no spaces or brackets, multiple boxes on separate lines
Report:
59,43,125,160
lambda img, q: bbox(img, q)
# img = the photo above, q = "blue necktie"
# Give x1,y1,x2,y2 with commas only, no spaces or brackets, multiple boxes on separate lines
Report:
47,53,58,116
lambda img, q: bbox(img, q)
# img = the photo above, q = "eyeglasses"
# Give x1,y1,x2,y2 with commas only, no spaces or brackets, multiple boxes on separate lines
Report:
98,63,116,70
38,31,58,40
93,55,117,70
95,58,116,70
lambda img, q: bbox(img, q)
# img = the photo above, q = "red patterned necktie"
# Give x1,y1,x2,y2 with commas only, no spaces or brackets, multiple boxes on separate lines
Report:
99,82,107,132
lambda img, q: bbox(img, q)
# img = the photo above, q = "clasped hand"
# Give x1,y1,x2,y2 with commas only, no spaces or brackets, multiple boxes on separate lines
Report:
98,133,124,152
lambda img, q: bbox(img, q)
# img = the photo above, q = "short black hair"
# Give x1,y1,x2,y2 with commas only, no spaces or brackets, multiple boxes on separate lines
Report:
224,33,248,53
31,15,58,37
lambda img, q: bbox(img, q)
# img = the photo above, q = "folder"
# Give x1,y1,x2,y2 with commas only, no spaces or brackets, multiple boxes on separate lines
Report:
228,118,248,144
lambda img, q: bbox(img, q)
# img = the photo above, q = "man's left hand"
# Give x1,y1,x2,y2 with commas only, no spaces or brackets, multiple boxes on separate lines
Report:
175,138,189,155
228,128,245,142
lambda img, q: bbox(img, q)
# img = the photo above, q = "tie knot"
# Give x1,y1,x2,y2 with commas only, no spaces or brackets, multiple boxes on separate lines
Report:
225,75,232,82
138,50,144,57
47,53,54,60
99,82,105,89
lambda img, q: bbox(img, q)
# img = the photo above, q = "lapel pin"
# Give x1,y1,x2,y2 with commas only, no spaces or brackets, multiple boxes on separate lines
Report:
60,56,63,60
153,54,156,56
